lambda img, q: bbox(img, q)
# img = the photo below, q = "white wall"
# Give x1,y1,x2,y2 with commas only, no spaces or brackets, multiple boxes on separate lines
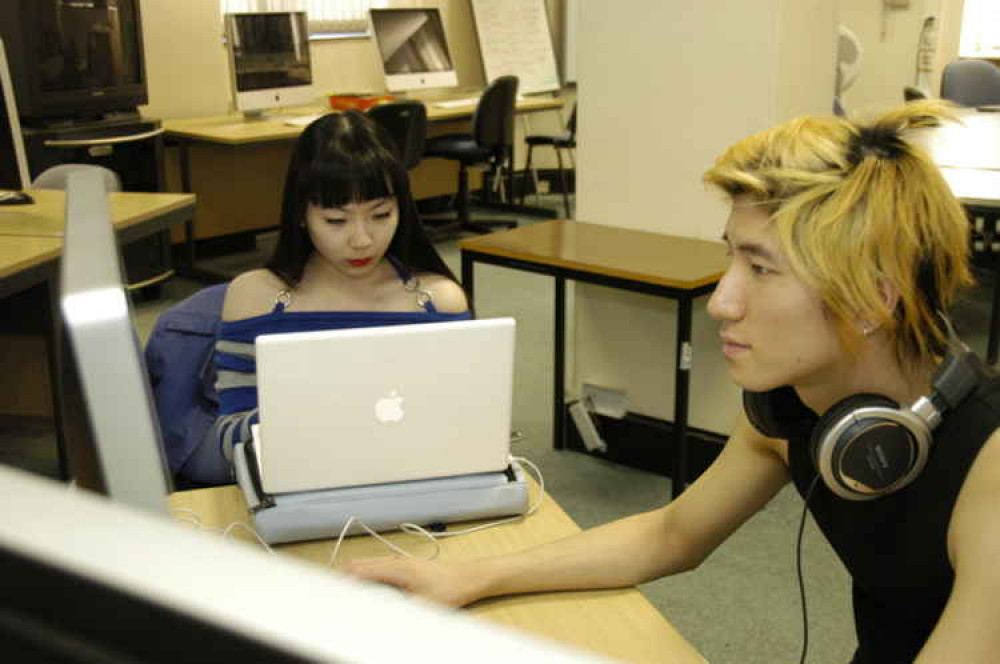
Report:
837,0,966,113
573,0,837,432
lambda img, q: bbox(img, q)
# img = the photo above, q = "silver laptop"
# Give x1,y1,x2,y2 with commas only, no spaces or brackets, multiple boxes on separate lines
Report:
254,317,516,495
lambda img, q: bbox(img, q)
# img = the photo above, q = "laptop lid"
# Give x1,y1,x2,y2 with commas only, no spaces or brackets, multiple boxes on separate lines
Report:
255,317,515,495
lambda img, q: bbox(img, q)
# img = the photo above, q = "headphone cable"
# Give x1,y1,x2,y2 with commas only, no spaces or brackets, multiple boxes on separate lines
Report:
797,475,821,664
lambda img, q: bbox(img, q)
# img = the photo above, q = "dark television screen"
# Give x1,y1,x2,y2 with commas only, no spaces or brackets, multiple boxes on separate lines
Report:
230,12,312,93
0,0,148,120
34,0,144,94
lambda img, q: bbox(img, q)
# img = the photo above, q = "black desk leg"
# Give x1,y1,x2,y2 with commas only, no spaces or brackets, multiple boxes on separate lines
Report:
460,252,475,304
989,265,1000,365
44,279,70,481
553,276,566,450
671,297,693,500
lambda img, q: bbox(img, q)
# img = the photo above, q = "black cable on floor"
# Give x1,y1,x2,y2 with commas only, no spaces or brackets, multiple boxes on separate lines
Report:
797,475,821,664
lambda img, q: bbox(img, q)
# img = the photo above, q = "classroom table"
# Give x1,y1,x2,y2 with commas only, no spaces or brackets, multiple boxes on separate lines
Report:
0,190,196,475
168,482,707,664
162,96,565,281
459,220,730,500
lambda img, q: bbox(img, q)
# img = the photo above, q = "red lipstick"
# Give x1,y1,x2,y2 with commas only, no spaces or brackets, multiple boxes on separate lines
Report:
347,258,372,268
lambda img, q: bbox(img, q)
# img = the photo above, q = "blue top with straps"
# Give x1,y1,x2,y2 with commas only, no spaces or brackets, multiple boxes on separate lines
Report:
209,259,471,476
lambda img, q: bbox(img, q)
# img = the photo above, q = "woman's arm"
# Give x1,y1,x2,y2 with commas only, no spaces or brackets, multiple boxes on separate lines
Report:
914,429,1000,663
346,416,791,606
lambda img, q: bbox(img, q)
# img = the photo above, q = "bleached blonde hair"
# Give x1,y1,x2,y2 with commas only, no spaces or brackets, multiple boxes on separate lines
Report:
703,101,973,367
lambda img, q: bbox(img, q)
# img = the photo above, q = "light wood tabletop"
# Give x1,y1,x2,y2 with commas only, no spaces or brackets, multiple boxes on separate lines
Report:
169,483,706,664
0,189,196,238
0,236,62,282
163,97,564,145
459,220,730,291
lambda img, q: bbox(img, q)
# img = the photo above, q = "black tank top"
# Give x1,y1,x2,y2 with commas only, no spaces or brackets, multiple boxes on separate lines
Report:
785,365,1000,663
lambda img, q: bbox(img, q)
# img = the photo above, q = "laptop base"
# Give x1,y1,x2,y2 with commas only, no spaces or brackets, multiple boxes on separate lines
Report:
233,441,530,545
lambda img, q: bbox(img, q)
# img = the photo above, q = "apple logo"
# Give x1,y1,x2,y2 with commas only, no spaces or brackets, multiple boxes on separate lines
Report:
374,390,405,423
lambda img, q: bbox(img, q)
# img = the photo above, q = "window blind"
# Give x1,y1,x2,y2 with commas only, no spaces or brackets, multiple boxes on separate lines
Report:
959,0,1000,57
220,0,387,37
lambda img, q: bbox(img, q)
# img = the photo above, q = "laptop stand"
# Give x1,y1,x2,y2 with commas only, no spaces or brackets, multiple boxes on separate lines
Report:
233,439,530,545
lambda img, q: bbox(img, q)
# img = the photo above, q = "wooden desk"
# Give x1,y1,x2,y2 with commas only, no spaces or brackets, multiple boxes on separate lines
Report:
162,97,564,273
168,483,706,664
459,221,729,499
0,189,196,243
0,191,195,475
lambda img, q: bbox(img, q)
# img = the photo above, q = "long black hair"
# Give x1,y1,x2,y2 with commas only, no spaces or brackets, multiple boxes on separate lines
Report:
265,110,457,287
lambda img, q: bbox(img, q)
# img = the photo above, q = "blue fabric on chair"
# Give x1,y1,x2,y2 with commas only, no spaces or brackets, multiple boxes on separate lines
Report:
940,60,1000,108
144,283,228,478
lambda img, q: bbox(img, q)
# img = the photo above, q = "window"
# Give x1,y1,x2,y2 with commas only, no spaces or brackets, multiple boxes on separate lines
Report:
220,0,389,39
959,0,1000,58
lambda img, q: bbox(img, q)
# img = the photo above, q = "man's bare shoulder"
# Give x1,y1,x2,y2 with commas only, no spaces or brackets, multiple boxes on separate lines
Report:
222,269,287,322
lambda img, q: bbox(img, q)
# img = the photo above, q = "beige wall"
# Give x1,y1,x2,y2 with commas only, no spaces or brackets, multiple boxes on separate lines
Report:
573,0,837,433
837,0,966,114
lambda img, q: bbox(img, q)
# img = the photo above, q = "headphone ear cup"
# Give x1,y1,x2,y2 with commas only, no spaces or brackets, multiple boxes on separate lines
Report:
811,394,926,498
743,386,817,440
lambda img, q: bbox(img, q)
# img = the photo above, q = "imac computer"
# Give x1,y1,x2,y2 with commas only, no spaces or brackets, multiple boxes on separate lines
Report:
369,8,458,93
224,11,316,119
0,38,31,194
59,169,172,515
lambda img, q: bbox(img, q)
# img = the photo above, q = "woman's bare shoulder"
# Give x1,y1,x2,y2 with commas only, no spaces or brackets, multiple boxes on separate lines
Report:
419,273,469,314
221,269,288,321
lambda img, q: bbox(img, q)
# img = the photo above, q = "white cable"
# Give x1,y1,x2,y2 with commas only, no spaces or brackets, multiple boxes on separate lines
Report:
174,456,547,569
170,507,275,556
327,515,441,568
222,520,276,556
327,456,547,567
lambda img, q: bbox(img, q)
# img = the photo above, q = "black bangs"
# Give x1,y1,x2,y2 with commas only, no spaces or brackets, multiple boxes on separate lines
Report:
302,150,398,209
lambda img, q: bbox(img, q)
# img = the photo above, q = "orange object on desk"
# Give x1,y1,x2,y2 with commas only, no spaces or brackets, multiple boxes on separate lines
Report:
328,94,395,111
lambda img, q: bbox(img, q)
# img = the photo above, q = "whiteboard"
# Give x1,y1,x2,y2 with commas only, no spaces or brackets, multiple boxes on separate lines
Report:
471,0,561,94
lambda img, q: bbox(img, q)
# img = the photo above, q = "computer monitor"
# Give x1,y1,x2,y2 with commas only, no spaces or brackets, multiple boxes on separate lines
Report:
0,38,30,192
59,169,172,515
0,463,607,664
224,11,316,119
369,8,458,93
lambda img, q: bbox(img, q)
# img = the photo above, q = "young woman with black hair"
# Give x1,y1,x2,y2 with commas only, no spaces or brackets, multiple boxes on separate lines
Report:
183,111,470,484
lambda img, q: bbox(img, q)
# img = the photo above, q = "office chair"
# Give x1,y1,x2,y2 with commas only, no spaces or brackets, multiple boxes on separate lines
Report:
423,75,520,235
940,59,1000,108
33,164,122,192
520,102,576,218
367,100,427,171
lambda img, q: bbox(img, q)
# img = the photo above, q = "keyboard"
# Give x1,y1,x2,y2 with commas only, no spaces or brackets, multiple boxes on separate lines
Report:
433,94,528,110
283,114,324,127
432,98,479,109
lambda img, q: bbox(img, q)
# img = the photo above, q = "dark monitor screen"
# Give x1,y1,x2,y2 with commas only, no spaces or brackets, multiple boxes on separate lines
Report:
33,0,144,95
228,12,312,93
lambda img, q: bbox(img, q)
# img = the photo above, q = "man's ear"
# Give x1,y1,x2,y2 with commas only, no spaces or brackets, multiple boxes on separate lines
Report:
877,276,900,313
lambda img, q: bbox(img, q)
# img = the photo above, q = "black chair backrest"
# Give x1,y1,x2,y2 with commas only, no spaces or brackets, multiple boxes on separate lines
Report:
472,76,519,154
566,102,577,138
367,100,427,170
940,59,1000,107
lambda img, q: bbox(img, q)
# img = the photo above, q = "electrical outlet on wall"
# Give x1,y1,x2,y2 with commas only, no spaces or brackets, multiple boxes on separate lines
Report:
582,384,628,419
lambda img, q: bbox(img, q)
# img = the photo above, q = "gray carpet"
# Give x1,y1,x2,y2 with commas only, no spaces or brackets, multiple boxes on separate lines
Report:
7,195,999,664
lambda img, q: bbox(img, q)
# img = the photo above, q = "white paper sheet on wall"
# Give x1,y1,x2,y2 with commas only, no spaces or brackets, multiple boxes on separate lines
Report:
471,0,561,94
